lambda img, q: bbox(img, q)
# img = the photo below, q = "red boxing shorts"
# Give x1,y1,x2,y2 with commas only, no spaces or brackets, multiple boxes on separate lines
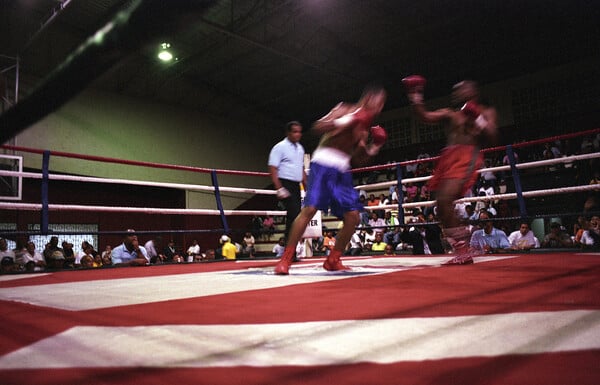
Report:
428,144,483,195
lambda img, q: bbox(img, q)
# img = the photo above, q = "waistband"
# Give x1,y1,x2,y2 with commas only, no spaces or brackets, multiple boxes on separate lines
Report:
311,147,351,172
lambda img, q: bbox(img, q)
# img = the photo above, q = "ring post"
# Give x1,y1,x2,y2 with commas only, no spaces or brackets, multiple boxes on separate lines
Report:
396,163,405,223
211,170,230,234
41,150,50,235
506,145,527,218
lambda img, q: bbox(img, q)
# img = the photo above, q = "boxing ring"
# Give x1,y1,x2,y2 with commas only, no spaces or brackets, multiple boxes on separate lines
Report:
1,129,599,385
1,1,599,381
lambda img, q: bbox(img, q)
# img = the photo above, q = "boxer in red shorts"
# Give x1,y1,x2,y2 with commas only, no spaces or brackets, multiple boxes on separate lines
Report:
402,76,498,264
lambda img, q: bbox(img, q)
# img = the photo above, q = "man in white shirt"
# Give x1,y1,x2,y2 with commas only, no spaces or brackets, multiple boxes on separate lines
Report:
508,221,540,250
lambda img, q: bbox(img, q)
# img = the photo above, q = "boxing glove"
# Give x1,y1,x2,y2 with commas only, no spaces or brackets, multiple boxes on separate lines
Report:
370,125,387,146
402,75,426,104
366,125,387,156
461,100,487,129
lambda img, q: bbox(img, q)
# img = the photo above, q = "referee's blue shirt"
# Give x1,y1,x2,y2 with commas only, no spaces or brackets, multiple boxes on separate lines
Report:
268,137,305,182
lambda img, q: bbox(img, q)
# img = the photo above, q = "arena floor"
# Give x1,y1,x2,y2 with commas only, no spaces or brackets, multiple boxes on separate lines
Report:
1,252,599,385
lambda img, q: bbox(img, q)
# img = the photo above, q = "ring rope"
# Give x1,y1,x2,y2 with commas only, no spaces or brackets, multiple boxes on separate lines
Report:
355,151,600,191
0,170,276,196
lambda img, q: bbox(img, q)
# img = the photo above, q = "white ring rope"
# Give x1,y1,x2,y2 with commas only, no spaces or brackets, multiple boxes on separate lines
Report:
0,202,285,216
0,170,276,195
355,151,600,191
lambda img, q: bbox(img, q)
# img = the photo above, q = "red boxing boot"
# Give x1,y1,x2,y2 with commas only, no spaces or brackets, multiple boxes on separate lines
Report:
443,228,476,266
274,247,295,275
323,249,351,271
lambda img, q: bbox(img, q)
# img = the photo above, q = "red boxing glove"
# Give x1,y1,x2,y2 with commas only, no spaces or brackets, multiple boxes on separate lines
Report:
402,75,426,104
402,75,426,91
370,125,387,146
461,100,487,129
461,100,481,118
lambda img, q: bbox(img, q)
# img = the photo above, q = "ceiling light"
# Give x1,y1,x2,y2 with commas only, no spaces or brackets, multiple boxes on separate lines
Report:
158,42,173,62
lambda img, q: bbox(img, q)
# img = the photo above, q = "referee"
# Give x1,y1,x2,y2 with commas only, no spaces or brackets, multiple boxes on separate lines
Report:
268,121,307,240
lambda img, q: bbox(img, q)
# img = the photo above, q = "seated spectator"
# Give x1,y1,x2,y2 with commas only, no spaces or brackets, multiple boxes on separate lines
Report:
101,245,112,259
79,254,94,269
1,256,16,274
272,237,286,257
368,212,386,232
242,231,256,258
469,211,511,253
347,228,364,256
363,227,376,251
507,221,540,250
204,249,216,261
383,244,395,256
262,215,275,240
46,250,66,270
75,241,97,265
404,182,418,203
0,238,16,261
321,230,336,255
163,240,182,262
61,241,75,268
43,236,64,261
93,254,103,268
186,239,201,262
111,229,150,266
542,222,574,248
401,213,444,255
580,216,600,249
145,236,167,264
371,232,387,252
22,241,46,272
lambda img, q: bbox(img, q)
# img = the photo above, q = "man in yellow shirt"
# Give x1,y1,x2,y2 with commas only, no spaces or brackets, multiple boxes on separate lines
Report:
220,235,237,260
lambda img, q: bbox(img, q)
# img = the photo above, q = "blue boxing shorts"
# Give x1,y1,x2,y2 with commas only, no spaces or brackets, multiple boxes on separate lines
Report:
304,147,362,219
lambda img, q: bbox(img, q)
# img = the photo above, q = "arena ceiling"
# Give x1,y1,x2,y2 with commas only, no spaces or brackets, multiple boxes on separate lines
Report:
1,0,599,134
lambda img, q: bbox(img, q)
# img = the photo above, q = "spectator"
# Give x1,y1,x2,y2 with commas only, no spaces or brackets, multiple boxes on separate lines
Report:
347,228,363,256
163,239,181,262
43,236,64,261
204,249,216,261
542,222,574,248
145,236,166,264
400,213,444,255
0,238,15,260
186,239,201,262
80,254,94,269
21,241,46,272
272,237,286,257
61,241,75,268
45,249,66,270
111,229,150,266
580,216,600,249
1,256,16,274
367,211,386,232
469,211,511,253
383,244,395,256
507,221,540,250
242,231,256,258
268,121,307,240
262,215,275,241
101,245,112,260
321,230,336,255
371,232,387,252
219,235,237,260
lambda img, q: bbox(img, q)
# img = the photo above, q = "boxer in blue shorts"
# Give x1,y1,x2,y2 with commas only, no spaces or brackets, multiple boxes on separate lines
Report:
275,86,387,275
